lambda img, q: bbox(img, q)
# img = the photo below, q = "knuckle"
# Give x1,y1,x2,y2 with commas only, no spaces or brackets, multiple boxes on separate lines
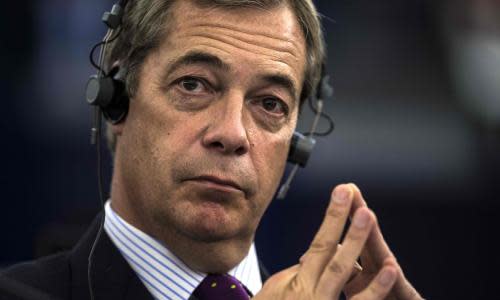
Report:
346,227,366,242
308,240,337,253
369,281,385,296
326,206,345,219
290,274,303,292
289,275,315,300
327,260,348,276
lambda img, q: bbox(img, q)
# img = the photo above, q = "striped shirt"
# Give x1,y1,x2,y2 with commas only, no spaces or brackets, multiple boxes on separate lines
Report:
104,201,263,300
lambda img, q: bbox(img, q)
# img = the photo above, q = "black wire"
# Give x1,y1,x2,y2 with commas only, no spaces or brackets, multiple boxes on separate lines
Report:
89,41,106,72
87,216,104,300
302,95,335,137
88,108,106,300
96,110,105,210
89,27,123,75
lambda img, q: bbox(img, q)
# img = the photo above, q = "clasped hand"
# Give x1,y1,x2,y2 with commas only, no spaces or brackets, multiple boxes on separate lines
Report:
254,184,423,300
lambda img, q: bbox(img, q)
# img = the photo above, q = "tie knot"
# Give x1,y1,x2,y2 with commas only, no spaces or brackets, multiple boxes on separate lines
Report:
192,274,251,300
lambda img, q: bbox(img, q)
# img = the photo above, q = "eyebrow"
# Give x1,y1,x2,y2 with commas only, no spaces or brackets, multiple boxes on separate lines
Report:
165,51,230,76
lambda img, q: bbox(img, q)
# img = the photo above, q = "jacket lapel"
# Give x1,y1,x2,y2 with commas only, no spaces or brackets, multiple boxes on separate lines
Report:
258,260,271,283
68,213,153,300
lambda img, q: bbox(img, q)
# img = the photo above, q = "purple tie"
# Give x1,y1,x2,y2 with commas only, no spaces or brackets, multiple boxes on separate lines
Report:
192,274,251,300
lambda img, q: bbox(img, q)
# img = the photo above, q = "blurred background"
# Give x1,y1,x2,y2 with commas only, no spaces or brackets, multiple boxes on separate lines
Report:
1,0,499,298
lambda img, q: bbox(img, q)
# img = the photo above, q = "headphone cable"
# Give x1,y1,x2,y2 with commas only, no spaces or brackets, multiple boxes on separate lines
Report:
87,27,115,300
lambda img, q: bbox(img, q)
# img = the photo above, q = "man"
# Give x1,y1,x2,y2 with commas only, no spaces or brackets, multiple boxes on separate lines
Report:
1,0,423,299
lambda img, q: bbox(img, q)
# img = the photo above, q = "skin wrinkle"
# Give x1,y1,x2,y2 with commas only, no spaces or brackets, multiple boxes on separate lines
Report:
187,32,298,69
169,4,304,72
189,22,301,57
181,43,232,55
165,51,231,80
190,20,299,44
175,23,301,62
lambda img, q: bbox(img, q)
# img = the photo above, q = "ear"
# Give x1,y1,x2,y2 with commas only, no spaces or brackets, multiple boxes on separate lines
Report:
103,60,130,126
109,60,122,74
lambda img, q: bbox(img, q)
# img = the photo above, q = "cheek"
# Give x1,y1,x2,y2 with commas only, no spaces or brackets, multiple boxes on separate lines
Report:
252,133,290,198
127,91,188,155
119,93,185,186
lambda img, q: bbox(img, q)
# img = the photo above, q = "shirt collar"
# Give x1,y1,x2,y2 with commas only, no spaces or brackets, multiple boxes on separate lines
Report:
104,201,262,300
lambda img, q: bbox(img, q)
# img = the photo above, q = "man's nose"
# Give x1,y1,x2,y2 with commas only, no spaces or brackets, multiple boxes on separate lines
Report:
202,94,250,156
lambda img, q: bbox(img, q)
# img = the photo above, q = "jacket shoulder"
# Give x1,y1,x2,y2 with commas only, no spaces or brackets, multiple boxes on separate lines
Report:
1,252,71,299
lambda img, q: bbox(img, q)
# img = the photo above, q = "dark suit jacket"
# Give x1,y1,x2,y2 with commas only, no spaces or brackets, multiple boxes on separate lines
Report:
0,214,269,300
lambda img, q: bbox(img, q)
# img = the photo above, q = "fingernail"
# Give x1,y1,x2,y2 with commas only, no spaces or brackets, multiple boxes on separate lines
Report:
334,186,350,204
353,210,370,228
378,269,396,286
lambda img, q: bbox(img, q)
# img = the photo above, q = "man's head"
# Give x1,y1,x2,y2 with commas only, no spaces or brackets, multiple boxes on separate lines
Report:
106,0,325,272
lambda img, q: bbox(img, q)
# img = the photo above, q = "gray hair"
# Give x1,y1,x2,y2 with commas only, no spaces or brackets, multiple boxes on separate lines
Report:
104,0,325,155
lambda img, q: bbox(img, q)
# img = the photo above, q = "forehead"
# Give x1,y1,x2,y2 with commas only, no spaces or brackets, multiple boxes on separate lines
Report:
156,0,307,93
169,1,305,50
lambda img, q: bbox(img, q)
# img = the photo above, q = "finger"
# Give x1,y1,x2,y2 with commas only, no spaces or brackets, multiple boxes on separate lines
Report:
349,183,423,299
299,184,354,283
359,222,387,273
369,225,424,299
347,183,370,218
349,183,391,270
350,266,397,300
317,207,375,297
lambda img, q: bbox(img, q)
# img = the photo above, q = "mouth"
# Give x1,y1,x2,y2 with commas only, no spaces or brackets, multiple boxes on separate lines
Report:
186,175,244,194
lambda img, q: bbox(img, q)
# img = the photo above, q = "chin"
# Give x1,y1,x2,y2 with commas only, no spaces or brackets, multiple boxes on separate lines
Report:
185,224,237,243
179,200,247,243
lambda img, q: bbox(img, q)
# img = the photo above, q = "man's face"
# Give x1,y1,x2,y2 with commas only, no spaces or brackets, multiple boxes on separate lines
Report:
115,1,306,244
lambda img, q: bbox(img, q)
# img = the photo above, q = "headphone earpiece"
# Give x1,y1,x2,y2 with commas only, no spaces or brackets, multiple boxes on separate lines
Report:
86,66,129,124
85,75,115,108
287,132,316,167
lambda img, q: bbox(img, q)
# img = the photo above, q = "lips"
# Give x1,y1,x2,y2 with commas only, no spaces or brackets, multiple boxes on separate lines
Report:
187,175,244,193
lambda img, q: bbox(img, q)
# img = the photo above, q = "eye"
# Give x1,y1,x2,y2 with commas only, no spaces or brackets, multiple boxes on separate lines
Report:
178,77,206,93
259,97,288,116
